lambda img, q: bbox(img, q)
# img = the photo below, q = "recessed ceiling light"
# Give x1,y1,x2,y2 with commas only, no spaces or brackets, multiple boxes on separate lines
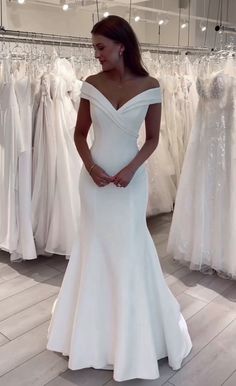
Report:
134,16,140,22
62,3,69,11
103,11,109,17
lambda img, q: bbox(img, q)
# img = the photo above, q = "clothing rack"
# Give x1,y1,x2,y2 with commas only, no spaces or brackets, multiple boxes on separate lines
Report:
0,28,210,55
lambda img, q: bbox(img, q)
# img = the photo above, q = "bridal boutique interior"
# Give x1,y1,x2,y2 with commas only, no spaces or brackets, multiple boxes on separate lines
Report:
0,0,236,385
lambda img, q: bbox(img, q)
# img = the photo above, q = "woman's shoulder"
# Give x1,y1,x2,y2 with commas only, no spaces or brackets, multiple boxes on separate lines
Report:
144,76,160,89
84,73,104,87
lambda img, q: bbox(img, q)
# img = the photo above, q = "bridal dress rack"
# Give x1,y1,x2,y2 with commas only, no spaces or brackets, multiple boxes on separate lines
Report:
0,29,227,261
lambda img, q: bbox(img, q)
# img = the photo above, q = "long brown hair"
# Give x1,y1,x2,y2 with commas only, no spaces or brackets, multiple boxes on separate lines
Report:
91,15,149,77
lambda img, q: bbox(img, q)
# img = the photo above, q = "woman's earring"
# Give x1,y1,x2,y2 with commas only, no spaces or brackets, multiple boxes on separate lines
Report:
119,50,123,56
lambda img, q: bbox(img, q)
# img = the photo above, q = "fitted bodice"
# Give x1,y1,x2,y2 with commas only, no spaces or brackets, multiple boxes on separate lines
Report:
196,72,227,102
80,81,161,174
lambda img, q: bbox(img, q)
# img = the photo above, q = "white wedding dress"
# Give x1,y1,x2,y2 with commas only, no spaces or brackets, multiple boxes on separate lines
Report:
45,73,81,256
0,63,25,253
47,81,192,382
168,70,236,278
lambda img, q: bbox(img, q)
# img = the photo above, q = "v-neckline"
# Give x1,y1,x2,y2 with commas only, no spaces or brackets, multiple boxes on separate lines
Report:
83,81,159,112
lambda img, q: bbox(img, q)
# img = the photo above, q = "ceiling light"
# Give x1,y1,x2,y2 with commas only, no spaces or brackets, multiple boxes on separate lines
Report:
158,19,164,25
134,16,140,22
18,0,25,3
181,21,188,29
200,21,207,32
103,11,109,17
62,3,68,11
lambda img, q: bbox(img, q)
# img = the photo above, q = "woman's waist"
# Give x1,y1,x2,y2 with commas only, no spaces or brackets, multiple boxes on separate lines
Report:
90,146,139,175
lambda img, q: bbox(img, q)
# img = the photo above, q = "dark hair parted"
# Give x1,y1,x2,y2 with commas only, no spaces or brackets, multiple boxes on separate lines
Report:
91,15,149,77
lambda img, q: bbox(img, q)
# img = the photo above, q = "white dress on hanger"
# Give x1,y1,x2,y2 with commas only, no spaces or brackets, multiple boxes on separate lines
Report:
167,70,236,278
138,123,176,216
47,81,192,382
32,74,57,254
11,75,37,261
162,74,183,186
45,71,81,255
0,61,25,254
147,132,176,216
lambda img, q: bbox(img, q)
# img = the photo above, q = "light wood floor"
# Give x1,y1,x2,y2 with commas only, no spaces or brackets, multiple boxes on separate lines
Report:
0,213,236,386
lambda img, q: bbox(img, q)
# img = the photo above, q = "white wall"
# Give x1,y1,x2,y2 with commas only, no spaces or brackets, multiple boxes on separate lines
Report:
5,1,93,37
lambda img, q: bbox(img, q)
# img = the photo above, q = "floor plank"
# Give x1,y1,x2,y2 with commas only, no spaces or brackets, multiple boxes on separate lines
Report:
0,321,49,376
181,302,236,364
0,333,9,347
0,265,60,301
169,319,236,386
0,273,62,322
212,283,236,313
45,368,113,386
0,350,68,386
176,293,207,320
222,370,236,386
0,295,57,340
184,275,234,303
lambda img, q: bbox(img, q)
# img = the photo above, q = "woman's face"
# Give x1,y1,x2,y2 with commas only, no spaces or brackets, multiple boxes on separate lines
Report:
92,34,124,71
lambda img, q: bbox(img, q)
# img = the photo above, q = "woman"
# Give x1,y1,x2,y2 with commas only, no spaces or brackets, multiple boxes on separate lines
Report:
47,15,192,382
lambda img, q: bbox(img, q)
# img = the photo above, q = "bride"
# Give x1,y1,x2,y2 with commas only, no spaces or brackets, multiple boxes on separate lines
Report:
47,15,192,382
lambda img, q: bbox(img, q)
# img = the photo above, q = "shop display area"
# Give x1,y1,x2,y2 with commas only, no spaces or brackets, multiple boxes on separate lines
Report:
1,0,236,385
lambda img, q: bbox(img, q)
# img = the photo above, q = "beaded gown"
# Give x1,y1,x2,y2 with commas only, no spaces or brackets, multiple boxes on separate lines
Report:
168,70,236,278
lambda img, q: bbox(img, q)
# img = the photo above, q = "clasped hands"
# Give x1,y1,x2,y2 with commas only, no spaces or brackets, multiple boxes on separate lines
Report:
90,164,135,188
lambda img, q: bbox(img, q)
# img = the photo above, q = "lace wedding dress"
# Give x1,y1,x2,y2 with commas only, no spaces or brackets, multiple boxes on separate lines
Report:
168,70,236,278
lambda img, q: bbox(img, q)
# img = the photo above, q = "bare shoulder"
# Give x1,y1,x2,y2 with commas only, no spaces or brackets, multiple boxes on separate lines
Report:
145,76,160,89
85,73,103,86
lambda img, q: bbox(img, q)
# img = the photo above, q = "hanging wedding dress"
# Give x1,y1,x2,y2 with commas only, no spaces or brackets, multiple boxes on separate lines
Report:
167,67,236,278
45,59,82,255
138,123,176,216
32,74,57,254
11,71,37,261
47,81,192,382
0,60,25,253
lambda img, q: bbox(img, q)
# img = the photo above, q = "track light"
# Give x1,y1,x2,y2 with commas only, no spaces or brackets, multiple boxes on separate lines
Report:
181,21,188,29
158,16,169,27
200,21,207,32
62,1,68,11
134,15,140,22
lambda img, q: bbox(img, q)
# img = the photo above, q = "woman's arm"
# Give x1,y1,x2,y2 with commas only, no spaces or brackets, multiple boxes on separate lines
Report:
74,98,94,172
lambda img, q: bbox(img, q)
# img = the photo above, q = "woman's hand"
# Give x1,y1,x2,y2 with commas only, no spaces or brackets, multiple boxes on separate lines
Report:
90,165,113,187
113,166,136,188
